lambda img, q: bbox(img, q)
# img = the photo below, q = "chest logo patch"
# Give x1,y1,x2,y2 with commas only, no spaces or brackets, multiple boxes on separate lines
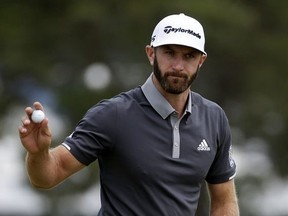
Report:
197,139,211,151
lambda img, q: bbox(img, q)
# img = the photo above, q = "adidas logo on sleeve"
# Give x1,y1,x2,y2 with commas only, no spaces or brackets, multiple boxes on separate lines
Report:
197,139,210,151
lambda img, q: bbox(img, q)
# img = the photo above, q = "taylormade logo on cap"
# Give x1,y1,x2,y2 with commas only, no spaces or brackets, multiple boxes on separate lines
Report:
163,26,201,39
150,13,207,55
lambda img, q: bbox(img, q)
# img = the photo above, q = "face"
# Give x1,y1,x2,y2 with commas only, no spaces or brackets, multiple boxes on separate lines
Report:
146,45,206,94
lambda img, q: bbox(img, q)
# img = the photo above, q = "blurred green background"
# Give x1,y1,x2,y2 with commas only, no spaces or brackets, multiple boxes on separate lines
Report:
0,0,287,215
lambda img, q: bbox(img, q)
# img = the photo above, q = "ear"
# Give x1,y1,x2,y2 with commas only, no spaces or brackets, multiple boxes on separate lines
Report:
198,54,207,68
145,45,155,66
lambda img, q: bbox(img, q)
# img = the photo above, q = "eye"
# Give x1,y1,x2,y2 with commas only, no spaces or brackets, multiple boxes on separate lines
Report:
185,53,195,59
163,48,174,56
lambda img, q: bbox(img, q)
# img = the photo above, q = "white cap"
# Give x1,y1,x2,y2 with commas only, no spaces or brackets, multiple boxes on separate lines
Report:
150,13,206,55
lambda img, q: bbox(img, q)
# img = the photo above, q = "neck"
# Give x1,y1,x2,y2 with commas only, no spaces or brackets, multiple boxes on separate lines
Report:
152,75,190,117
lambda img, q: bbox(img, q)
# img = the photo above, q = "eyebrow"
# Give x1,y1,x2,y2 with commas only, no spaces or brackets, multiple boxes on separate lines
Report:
161,45,201,55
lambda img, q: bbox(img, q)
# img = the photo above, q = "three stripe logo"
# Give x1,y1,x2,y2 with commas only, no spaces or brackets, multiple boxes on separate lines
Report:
197,139,210,151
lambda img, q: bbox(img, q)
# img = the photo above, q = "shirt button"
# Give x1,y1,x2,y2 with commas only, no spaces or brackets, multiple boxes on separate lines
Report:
174,143,179,147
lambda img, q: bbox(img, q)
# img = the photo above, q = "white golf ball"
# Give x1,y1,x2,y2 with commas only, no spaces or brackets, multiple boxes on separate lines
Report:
31,110,45,123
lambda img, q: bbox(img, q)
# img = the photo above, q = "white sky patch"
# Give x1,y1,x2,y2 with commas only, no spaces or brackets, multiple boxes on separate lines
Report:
0,135,47,215
57,183,101,215
234,137,273,178
83,63,111,90
251,178,288,215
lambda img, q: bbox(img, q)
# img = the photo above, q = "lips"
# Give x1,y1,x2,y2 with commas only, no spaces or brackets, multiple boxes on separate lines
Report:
166,72,187,79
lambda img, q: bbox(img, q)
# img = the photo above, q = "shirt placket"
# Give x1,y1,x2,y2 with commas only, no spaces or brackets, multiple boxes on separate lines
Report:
170,112,183,159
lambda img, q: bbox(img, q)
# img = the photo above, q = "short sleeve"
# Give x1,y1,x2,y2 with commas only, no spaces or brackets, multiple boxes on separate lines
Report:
62,100,117,166
205,111,236,184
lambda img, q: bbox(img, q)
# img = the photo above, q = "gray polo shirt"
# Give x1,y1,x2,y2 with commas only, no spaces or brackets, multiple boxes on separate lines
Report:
63,74,236,216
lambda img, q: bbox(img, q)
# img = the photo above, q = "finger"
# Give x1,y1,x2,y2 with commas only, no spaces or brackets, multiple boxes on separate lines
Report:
18,125,27,134
33,101,44,111
19,115,32,136
25,107,33,117
40,117,49,127
40,118,51,136
21,115,31,126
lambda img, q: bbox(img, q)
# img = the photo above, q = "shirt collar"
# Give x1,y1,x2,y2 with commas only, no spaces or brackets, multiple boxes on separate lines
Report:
141,73,192,119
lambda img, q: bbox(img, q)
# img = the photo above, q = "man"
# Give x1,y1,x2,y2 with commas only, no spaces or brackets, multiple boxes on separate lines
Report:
19,13,239,215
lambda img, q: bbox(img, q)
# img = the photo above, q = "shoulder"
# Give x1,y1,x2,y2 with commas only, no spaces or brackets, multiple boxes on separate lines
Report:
190,91,229,127
191,92,224,113
110,86,145,104
87,86,145,116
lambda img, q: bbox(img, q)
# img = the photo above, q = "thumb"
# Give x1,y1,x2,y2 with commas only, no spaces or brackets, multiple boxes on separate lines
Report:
39,117,52,138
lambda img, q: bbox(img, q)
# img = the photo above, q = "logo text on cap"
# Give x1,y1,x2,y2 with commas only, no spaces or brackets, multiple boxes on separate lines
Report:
163,26,201,39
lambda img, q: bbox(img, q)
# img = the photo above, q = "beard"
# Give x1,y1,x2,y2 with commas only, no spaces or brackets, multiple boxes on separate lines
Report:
153,57,199,94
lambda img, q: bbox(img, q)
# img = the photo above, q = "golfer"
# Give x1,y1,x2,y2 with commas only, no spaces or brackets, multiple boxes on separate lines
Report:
19,13,239,215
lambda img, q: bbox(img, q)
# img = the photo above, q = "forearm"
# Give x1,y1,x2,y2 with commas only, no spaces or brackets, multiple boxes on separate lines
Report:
20,102,84,189
208,180,240,216
26,149,59,189
210,200,239,216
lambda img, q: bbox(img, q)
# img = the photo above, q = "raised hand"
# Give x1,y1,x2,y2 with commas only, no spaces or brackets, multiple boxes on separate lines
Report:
19,101,52,155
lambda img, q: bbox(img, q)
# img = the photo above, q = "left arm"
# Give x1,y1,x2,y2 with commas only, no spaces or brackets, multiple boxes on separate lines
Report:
207,179,239,216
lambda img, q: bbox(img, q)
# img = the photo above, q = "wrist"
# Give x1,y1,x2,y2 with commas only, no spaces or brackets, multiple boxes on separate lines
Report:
26,149,50,164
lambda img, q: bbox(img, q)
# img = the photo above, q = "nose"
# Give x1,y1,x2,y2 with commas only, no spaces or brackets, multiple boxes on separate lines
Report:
172,56,185,71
